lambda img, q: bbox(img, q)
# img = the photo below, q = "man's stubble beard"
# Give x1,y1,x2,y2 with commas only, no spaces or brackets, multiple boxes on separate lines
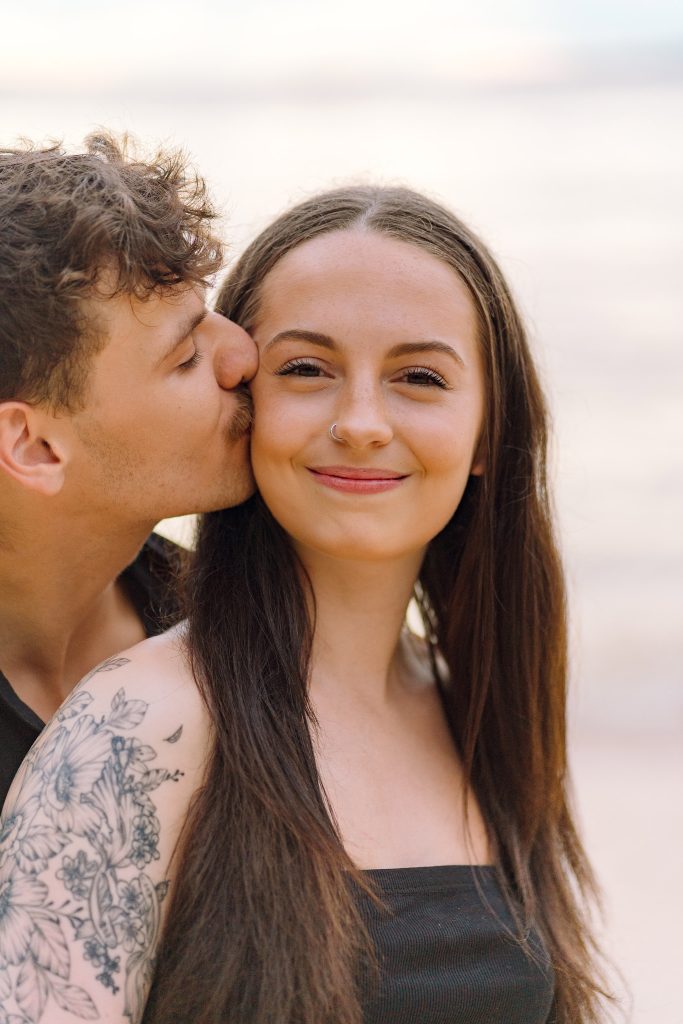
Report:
219,388,256,507
226,388,254,442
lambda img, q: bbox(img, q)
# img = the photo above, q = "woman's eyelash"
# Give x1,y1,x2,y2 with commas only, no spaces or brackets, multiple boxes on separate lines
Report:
275,358,324,377
274,359,448,388
400,366,449,388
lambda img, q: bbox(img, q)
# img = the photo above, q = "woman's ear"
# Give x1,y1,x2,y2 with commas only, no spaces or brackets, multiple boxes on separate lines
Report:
470,433,487,477
0,402,67,496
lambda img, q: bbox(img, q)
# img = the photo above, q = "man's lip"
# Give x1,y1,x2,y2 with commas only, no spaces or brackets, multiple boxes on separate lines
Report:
308,466,407,480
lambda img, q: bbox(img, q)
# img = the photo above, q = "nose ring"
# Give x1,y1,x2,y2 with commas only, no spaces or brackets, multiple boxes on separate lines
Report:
329,423,345,444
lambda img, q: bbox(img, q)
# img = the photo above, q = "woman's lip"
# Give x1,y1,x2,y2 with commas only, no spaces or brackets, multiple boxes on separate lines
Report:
308,467,408,494
309,466,406,479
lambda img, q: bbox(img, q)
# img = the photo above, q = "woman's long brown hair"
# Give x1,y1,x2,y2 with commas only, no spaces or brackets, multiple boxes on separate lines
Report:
144,187,611,1023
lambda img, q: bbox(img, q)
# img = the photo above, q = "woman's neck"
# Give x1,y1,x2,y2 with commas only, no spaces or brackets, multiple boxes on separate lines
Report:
298,546,424,707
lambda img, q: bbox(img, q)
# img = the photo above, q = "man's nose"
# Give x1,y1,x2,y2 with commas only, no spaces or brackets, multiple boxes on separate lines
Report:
206,312,258,388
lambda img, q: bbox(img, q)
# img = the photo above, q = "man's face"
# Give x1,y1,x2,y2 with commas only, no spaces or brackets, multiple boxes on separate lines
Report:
63,283,258,524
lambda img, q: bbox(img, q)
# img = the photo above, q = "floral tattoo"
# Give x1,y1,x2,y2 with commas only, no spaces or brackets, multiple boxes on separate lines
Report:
0,660,183,1022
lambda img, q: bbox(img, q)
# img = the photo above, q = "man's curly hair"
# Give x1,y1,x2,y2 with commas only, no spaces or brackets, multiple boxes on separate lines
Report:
0,131,223,410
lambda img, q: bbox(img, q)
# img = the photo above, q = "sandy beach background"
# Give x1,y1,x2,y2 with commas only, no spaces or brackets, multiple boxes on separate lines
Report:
2,4,681,1019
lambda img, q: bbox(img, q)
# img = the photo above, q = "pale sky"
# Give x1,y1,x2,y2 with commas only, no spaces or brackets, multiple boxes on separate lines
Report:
2,0,681,90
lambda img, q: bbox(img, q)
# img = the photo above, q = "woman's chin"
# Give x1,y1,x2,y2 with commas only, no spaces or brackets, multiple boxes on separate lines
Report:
290,532,426,567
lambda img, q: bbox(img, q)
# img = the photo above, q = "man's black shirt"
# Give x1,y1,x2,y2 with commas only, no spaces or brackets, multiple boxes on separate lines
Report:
0,533,181,810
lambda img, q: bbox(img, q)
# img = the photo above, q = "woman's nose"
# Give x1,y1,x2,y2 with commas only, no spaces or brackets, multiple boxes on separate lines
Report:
331,386,393,449
207,313,258,389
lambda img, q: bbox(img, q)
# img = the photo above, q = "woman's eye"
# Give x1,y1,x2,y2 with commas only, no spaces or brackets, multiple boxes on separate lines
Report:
399,366,449,388
276,359,327,378
178,348,203,372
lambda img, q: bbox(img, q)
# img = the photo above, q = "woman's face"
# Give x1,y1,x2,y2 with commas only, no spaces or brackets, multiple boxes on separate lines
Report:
249,228,486,563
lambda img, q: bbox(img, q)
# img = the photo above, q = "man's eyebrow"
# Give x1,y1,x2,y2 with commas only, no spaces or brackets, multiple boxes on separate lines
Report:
263,329,336,353
155,309,208,367
387,340,466,369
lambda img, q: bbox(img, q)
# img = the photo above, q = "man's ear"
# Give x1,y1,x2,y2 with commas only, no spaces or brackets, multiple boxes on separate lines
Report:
0,402,68,496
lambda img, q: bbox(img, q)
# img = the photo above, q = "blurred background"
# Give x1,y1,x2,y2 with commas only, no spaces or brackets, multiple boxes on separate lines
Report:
2,2,681,1019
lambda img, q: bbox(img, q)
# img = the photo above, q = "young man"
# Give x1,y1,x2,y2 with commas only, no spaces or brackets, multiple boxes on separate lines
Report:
0,132,257,807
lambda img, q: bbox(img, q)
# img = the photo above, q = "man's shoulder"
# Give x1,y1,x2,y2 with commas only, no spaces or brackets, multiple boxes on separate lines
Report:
137,530,185,570
121,531,188,636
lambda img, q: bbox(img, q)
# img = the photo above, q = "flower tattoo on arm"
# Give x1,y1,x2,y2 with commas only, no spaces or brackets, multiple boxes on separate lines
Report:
0,666,184,1022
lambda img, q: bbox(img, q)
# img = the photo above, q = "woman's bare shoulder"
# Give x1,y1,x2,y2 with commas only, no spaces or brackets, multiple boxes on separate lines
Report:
0,625,210,1023
68,625,208,752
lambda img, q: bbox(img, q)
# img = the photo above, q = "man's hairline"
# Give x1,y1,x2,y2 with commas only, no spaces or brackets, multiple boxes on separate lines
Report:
17,274,208,415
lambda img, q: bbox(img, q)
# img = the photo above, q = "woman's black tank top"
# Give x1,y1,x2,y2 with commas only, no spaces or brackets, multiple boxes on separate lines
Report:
358,864,555,1024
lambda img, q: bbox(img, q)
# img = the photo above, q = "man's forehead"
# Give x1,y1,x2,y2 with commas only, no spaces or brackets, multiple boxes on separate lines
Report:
86,281,207,347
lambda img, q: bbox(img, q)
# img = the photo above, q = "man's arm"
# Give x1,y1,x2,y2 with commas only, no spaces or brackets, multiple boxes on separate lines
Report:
0,641,206,1023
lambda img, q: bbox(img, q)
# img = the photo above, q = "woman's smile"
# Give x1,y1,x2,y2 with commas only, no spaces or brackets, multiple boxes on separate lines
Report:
307,465,409,494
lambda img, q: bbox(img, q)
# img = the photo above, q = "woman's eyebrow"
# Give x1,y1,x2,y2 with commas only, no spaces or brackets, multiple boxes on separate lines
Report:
264,329,336,353
388,340,465,368
264,331,465,369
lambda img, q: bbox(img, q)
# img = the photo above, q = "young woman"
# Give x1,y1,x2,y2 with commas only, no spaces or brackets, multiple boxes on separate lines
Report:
0,188,609,1024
